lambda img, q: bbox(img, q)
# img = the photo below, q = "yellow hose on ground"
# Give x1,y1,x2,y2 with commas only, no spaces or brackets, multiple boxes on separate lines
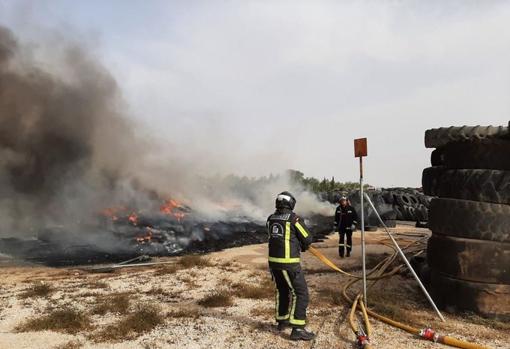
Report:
358,296,372,337
309,246,404,281
348,295,374,349
308,245,491,349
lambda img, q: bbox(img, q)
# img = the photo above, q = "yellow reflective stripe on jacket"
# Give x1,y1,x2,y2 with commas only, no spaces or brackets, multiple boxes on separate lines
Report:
268,256,300,263
295,222,309,238
284,222,291,259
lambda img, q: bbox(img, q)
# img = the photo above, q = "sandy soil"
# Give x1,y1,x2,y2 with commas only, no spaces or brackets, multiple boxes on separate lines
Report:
0,225,508,349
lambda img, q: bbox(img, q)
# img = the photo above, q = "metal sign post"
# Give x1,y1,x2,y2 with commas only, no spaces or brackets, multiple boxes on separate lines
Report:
354,138,368,306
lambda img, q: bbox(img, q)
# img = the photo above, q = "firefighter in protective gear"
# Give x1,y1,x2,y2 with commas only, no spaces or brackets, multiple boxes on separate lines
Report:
267,191,316,341
334,196,358,258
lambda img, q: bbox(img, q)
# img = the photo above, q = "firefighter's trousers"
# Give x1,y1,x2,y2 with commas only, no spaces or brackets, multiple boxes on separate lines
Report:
338,229,352,257
270,268,309,327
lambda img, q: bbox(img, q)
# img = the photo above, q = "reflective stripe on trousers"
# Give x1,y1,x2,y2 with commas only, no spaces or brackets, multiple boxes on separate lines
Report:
270,269,309,326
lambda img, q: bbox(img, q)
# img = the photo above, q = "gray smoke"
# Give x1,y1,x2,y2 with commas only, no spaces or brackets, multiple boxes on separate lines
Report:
0,25,332,237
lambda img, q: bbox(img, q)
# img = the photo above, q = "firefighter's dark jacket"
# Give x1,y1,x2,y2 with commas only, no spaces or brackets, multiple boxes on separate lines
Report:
267,208,313,271
334,205,358,230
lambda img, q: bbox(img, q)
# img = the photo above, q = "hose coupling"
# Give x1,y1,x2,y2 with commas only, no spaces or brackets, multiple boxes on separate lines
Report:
419,327,439,342
357,334,370,348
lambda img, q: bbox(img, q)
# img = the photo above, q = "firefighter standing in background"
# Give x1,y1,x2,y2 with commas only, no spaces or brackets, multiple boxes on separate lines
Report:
334,196,359,258
267,191,315,341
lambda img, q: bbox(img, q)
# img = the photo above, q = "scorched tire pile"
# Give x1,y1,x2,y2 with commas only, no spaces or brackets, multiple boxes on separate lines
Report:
423,122,510,319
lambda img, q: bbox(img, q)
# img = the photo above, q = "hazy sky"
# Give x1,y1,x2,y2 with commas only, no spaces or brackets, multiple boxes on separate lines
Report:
1,1,509,187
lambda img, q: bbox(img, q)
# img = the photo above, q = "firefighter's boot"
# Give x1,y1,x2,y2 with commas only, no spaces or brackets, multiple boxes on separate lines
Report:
290,328,316,341
277,320,290,331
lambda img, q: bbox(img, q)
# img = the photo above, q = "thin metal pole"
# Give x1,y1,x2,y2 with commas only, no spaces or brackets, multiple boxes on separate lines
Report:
359,157,367,306
364,193,446,322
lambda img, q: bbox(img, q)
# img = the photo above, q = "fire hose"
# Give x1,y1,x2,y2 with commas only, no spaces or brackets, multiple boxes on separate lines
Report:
308,246,491,349
349,294,373,349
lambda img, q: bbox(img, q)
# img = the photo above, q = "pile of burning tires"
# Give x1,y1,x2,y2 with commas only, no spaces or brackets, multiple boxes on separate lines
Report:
423,124,510,319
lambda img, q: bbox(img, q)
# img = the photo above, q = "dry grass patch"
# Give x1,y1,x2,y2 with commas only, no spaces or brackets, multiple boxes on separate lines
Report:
92,304,164,342
86,280,109,289
168,307,202,319
18,283,53,299
91,293,130,315
79,291,101,298
231,279,274,299
250,306,273,318
153,264,180,275
198,292,234,308
455,313,510,332
178,255,213,268
368,291,421,325
316,288,343,306
177,274,198,288
144,287,173,297
16,307,91,334
53,340,82,349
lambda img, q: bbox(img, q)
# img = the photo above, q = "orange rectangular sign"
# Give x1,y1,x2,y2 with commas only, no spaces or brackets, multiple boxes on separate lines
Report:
354,138,367,157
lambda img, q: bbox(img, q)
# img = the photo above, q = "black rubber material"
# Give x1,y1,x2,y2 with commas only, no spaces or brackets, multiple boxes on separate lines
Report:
394,206,404,220
440,139,510,170
422,167,510,204
425,125,509,148
395,193,411,207
430,272,510,320
429,198,510,242
430,148,444,166
427,234,510,284
418,195,431,208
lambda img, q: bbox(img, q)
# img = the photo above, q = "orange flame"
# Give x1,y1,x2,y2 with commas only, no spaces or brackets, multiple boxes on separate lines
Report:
128,212,138,226
100,206,127,222
160,199,186,221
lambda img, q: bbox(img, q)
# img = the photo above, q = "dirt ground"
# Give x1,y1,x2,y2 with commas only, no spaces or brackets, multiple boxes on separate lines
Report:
0,225,508,349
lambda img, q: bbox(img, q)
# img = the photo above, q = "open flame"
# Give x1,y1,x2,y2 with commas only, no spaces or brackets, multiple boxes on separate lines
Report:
100,206,127,222
160,199,187,221
128,212,138,226
100,198,188,246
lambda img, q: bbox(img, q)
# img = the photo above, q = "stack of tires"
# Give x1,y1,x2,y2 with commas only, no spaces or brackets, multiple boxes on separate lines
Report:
381,188,430,222
348,190,396,229
423,124,510,319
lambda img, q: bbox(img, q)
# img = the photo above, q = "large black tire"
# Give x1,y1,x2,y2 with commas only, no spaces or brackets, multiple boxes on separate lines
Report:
403,205,416,221
429,198,510,242
430,148,444,166
430,272,510,320
427,234,510,284
408,194,419,207
395,193,412,207
394,206,404,220
440,139,510,170
425,125,509,148
422,167,510,204
418,195,431,208
415,204,428,221
382,191,394,204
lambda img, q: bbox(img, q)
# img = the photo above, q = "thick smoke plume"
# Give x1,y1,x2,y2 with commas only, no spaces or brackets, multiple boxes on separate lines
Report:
0,26,141,233
0,26,332,238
